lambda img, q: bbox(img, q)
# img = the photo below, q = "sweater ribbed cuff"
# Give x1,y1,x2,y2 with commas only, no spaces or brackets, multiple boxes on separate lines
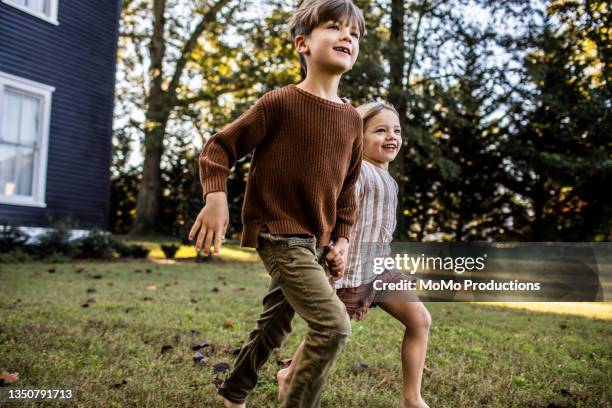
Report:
201,176,227,200
332,223,352,242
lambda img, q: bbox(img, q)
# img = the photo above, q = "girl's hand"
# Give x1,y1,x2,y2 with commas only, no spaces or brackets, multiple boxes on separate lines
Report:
326,238,349,280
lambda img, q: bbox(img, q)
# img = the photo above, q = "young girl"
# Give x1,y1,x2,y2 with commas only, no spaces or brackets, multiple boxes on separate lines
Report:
277,102,431,408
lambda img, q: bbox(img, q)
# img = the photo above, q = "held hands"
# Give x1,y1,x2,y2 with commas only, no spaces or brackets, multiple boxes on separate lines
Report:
188,191,229,255
326,237,349,282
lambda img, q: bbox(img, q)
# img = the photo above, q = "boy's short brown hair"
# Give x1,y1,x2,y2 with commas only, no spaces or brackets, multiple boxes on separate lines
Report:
288,0,366,74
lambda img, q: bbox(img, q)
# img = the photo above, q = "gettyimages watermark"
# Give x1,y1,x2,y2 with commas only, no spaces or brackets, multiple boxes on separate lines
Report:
345,242,611,302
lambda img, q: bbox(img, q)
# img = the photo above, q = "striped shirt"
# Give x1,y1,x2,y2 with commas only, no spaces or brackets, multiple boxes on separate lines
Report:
334,160,398,289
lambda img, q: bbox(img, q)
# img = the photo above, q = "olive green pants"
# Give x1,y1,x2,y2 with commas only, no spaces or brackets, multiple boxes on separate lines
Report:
218,231,351,407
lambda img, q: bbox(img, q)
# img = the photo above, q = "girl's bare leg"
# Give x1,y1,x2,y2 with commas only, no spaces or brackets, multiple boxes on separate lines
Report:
378,299,431,408
276,340,305,401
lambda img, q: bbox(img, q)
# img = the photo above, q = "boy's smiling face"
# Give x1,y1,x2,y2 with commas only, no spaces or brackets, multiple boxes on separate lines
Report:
296,19,360,74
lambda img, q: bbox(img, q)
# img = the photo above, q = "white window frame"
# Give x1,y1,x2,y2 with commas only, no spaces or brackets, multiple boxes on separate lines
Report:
0,71,54,208
1,0,59,25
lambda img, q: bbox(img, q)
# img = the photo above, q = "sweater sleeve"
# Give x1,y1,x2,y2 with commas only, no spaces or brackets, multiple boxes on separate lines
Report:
198,97,268,199
332,133,363,241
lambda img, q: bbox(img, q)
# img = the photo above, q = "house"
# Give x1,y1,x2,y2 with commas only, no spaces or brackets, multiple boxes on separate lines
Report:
0,0,121,235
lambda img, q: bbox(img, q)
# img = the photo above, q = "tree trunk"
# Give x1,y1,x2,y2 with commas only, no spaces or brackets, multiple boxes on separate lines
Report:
388,0,407,238
133,0,167,234
134,117,168,232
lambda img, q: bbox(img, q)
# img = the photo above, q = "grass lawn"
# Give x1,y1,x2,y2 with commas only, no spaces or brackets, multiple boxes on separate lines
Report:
0,243,610,407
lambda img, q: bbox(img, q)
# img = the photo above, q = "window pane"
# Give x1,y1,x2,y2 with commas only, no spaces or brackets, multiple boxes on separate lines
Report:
0,144,17,196
1,91,21,144
19,93,40,146
25,0,47,14
15,147,34,196
0,144,35,197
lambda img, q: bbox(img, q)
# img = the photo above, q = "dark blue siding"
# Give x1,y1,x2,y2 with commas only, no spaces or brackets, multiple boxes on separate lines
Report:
0,0,121,229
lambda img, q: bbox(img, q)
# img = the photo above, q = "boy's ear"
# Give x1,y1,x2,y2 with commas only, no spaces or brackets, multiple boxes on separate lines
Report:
294,35,309,55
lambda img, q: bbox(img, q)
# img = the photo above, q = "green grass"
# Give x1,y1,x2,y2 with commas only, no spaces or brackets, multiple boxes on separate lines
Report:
0,246,610,407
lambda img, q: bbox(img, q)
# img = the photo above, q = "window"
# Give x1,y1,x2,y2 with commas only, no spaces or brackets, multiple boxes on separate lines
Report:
1,0,59,25
0,72,54,207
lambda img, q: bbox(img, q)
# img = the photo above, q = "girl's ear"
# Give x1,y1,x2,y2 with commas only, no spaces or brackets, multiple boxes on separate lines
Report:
294,35,309,54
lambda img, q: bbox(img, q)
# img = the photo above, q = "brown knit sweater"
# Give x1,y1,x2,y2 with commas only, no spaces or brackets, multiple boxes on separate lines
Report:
198,84,363,248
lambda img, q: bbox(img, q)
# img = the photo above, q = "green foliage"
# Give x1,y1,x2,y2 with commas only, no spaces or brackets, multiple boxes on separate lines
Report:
74,230,116,260
0,224,29,252
160,244,180,259
0,247,31,263
33,220,77,258
112,240,150,259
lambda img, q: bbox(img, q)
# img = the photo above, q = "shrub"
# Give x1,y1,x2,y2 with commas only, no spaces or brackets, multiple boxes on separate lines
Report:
0,248,32,263
112,240,149,259
33,226,75,258
129,244,150,259
161,244,180,259
74,230,114,259
0,225,29,252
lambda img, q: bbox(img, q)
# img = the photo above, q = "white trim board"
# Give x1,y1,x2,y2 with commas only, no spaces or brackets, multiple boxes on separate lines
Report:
1,0,59,25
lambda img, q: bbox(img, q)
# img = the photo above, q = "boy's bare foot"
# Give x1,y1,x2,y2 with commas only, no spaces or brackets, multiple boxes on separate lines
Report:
400,398,429,408
219,395,245,408
276,367,291,401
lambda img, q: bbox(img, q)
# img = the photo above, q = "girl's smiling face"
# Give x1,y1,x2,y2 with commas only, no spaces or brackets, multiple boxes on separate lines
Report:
362,109,402,170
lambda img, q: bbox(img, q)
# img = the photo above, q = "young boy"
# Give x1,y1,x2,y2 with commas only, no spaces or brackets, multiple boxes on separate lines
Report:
188,1,366,407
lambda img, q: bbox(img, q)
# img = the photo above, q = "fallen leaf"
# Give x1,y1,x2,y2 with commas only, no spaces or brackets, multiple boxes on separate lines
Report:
192,342,210,351
231,288,246,293
213,362,230,375
110,379,127,389
0,372,19,385
146,284,157,291
107,282,114,287
33,272,41,277
223,320,234,330
375,376,390,387
193,351,208,365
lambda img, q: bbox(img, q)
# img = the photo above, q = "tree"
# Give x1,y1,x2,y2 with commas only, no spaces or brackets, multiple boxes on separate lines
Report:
118,0,243,233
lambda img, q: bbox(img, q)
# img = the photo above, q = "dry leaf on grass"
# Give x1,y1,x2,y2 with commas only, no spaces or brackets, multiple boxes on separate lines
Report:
0,372,19,385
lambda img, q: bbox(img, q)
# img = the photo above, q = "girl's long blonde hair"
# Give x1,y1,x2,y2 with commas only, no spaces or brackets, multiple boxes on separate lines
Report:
356,101,399,129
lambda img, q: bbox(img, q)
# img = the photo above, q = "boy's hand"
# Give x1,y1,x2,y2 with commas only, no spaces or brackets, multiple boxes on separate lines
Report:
189,192,229,255
326,237,349,281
